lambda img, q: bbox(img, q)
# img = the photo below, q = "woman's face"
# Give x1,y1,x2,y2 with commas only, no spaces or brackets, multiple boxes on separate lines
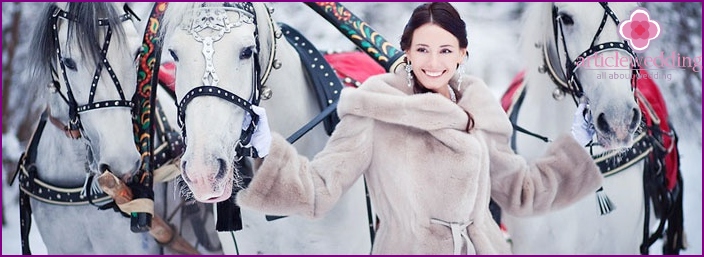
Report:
406,23,467,92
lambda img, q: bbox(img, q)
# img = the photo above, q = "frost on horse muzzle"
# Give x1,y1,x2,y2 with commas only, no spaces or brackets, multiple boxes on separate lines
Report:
174,3,261,202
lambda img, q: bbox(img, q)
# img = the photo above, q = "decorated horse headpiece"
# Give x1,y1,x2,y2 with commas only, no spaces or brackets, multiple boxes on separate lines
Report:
47,3,138,139
541,2,640,105
176,2,266,159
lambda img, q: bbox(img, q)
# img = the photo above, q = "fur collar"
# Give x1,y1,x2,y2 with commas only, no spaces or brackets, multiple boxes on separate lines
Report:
337,71,470,132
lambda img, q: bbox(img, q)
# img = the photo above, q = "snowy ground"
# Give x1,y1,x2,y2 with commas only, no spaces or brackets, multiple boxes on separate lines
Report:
2,2,701,255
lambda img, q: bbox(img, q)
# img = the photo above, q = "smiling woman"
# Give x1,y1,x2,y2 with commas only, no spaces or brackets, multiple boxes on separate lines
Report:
236,2,606,255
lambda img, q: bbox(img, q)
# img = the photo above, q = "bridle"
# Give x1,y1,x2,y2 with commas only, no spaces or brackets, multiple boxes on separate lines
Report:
48,4,137,139
542,2,640,105
176,2,268,159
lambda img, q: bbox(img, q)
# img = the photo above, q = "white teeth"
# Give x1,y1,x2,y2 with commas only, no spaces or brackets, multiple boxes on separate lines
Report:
425,71,443,77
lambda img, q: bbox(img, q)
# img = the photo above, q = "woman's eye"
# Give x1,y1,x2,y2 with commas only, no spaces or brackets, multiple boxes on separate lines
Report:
415,47,428,53
62,58,77,71
440,49,453,54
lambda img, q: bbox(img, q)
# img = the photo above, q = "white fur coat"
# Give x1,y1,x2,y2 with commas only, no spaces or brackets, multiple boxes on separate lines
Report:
236,70,602,254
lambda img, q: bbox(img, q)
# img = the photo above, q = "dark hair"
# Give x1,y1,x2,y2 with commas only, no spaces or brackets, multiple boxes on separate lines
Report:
400,2,474,131
400,2,468,52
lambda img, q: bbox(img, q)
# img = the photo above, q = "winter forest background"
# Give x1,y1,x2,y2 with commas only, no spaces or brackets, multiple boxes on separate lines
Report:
2,2,701,254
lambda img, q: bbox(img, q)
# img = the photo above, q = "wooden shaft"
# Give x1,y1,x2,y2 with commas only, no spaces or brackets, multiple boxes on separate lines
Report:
97,171,201,255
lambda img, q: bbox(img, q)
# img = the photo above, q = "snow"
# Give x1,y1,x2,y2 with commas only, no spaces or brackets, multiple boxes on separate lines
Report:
2,2,701,255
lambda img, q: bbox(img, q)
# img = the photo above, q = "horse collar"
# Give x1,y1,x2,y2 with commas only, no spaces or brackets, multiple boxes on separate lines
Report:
10,107,111,205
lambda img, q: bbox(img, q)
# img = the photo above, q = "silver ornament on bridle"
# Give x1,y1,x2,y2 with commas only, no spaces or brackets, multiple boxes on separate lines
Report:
183,6,255,88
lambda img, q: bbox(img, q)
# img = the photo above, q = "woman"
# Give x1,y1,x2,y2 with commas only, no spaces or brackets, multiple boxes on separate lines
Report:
237,2,601,254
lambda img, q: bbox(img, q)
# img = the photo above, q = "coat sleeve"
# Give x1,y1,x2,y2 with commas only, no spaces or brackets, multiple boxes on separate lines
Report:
487,133,604,216
236,115,374,219
461,77,603,216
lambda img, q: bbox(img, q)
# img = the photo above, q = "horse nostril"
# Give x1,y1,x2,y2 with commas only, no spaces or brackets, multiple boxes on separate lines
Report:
629,108,641,132
596,113,611,133
181,160,192,183
215,158,227,180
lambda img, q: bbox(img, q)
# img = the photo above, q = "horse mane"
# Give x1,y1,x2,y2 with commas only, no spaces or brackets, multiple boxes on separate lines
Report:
28,3,126,90
518,3,553,86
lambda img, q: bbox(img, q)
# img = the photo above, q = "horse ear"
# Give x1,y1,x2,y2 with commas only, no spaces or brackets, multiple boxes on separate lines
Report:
252,2,276,85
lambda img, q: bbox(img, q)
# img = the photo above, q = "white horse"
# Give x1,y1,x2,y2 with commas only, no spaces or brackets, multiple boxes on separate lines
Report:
19,2,160,254
19,3,221,254
160,2,371,254
501,2,679,254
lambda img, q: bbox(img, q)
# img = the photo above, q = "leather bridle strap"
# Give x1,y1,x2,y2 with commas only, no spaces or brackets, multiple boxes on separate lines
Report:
176,3,263,159
177,85,261,158
49,5,135,138
549,2,640,105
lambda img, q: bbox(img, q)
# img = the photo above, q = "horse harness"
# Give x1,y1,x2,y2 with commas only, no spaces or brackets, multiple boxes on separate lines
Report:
504,74,653,177
543,2,640,105
172,4,374,247
48,4,137,139
502,3,685,254
503,73,684,254
176,3,344,160
10,4,186,254
176,3,264,159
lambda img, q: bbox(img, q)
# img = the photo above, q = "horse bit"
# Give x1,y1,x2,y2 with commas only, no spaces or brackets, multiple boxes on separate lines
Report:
176,3,265,159
48,4,137,139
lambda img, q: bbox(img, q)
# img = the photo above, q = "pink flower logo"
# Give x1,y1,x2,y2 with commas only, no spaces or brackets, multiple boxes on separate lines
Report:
619,8,660,51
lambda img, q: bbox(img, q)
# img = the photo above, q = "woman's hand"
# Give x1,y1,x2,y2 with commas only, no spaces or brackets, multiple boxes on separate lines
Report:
571,102,596,146
246,106,272,158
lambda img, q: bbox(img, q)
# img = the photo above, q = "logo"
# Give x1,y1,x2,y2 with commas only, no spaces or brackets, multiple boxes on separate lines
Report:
619,8,660,52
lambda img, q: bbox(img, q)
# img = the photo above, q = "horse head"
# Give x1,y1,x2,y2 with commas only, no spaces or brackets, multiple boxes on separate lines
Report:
524,2,642,149
29,2,143,178
162,2,275,202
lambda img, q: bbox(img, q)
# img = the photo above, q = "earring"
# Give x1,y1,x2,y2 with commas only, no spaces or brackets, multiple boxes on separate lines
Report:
405,61,413,88
457,63,465,91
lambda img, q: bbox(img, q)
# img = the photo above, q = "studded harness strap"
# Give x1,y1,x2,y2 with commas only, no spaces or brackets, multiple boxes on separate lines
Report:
48,5,135,139
545,2,640,105
11,4,139,254
501,70,683,254
279,22,344,141
176,3,263,159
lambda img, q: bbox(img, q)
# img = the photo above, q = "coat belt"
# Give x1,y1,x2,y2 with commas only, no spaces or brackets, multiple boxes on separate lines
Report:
431,218,474,254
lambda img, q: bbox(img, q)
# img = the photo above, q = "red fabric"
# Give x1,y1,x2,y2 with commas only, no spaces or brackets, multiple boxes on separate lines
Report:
324,51,385,87
158,62,177,93
501,70,526,112
635,69,679,190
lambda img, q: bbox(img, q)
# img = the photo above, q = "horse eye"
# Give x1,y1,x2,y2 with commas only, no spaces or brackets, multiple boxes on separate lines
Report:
559,13,574,26
240,47,253,60
134,50,142,61
62,58,77,71
169,49,179,62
